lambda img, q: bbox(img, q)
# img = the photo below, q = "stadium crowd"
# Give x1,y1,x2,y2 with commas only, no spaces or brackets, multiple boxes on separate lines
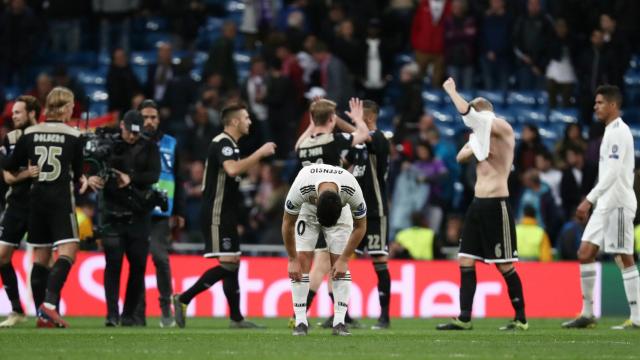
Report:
0,0,640,262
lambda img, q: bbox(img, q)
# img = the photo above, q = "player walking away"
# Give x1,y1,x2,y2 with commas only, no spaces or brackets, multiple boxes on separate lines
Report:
4,87,94,328
344,100,392,329
436,78,528,331
172,103,275,329
293,98,369,329
562,85,640,330
284,164,367,336
0,96,40,327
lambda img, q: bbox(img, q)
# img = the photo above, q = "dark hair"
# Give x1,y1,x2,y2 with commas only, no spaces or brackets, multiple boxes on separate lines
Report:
565,144,584,157
15,95,41,119
138,99,158,111
312,41,328,54
362,100,379,115
316,190,342,227
221,103,247,126
538,150,553,162
595,84,623,108
523,204,536,218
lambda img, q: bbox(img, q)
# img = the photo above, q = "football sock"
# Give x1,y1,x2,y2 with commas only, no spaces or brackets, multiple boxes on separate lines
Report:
179,266,227,304
31,263,49,312
43,256,73,308
502,268,526,323
332,271,351,327
305,289,316,311
374,262,391,321
580,263,597,318
621,266,640,324
329,291,353,322
221,262,244,322
459,266,476,322
0,262,23,314
291,274,310,326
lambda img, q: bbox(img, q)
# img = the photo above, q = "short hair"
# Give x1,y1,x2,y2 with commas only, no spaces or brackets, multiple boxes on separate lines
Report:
362,100,379,115
138,99,158,111
316,190,342,227
221,102,247,126
538,150,553,162
595,85,623,108
15,95,41,119
309,99,336,126
470,97,494,112
45,87,74,118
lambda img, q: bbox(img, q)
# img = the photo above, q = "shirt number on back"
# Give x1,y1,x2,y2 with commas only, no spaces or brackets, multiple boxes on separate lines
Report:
35,145,62,182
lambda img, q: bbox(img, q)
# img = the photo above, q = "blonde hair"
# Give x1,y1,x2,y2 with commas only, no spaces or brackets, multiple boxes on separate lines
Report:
470,97,494,112
45,87,74,119
309,99,336,126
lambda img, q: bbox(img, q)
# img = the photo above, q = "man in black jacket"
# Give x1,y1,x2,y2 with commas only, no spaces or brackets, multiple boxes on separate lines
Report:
96,110,161,327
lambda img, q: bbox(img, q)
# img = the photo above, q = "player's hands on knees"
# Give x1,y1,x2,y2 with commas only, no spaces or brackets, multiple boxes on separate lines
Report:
442,77,456,94
576,199,592,222
331,258,348,280
258,142,277,158
288,258,303,281
345,98,363,122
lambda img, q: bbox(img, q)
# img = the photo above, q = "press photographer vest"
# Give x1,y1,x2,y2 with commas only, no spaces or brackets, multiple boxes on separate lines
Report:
153,134,176,217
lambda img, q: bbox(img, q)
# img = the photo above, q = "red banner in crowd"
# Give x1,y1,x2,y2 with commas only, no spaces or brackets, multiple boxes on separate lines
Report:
0,251,583,318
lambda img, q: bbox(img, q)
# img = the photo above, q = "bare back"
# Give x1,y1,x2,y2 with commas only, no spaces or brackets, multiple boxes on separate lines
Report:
474,117,514,197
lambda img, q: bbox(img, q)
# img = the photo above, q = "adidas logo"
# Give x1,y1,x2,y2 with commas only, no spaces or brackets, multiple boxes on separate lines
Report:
337,302,348,307
294,303,306,308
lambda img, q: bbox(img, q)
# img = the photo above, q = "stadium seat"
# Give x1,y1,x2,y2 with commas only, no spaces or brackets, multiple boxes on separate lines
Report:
624,70,640,87
538,124,560,143
61,52,96,66
142,32,173,51
131,64,149,84
394,53,414,66
428,108,456,123
88,101,109,116
506,91,538,108
193,51,209,66
494,107,516,123
84,85,109,102
422,89,446,106
476,90,505,106
514,107,547,123
622,108,640,124
190,66,203,82
548,108,579,124
435,123,457,138
4,85,20,101
131,51,157,66
98,52,111,66
74,69,107,86
378,105,395,130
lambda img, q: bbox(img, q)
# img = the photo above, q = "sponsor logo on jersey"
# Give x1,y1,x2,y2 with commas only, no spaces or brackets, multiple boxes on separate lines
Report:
286,200,295,210
354,202,367,217
221,146,233,156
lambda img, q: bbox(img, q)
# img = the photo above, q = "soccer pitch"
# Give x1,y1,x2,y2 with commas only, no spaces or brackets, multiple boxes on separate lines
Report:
0,317,638,359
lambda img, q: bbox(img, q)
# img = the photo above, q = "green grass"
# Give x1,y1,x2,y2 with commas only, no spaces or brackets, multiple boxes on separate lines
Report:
0,317,639,359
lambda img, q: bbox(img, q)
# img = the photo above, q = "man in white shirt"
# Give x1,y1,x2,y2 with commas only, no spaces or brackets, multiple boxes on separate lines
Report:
562,85,640,330
283,164,367,336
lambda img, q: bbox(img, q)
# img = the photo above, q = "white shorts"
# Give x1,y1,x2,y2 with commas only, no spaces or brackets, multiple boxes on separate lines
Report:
582,208,635,255
295,205,353,255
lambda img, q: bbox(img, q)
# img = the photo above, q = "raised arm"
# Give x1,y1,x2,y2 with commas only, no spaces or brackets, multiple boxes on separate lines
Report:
443,78,470,115
344,98,370,146
223,142,276,177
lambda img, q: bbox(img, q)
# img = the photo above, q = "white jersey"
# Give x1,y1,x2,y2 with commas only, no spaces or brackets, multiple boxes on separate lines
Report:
586,117,636,212
285,164,367,220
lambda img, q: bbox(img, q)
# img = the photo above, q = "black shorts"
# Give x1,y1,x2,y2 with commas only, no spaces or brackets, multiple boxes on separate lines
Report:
203,222,240,258
27,197,79,247
0,206,28,247
356,216,389,256
460,197,517,263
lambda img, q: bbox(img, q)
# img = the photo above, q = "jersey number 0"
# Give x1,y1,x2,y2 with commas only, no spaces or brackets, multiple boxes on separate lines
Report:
35,145,63,182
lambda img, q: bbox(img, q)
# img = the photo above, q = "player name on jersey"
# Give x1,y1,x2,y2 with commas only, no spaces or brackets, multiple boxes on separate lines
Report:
34,133,65,143
309,167,344,174
299,147,323,158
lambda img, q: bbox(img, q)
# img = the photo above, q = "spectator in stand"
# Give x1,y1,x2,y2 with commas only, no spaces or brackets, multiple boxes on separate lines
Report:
514,124,547,175
276,43,304,106
284,8,307,54
52,64,85,104
160,58,199,139
600,13,630,91
390,212,435,260
389,160,430,240
535,151,562,208
517,169,561,240
363,18,393,105
0,0,38,87
479,0,511,91
311,41,354,112
92,0,139,53
394,62,423,142
331,19,365,87
512,0,553,90
545,18,578,108
319,2,346,46
265,60,296,159
253,163,289,245
434,213,463,259
554,123,587,166
203,21,238,92
577,29,609,125
145,42,176,103
560,145,597,218
426,128,459,208
410,0,450,87
516,204,552,261
183,160,204,241
556,216,585,260
46,0,87,54
443,0,477,90
185,101,219,162
297,34,318,87
413,141,448,230
107,48,142,114
241,56,270,144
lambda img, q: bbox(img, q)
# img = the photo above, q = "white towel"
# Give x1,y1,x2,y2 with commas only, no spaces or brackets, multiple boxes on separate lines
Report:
462,108,494,162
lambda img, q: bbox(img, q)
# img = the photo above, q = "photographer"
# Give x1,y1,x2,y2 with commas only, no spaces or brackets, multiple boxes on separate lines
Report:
134,99,185,328
95,110,161,327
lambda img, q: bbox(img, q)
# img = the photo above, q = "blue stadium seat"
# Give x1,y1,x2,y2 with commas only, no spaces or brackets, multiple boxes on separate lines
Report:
4,85,20,101
622,108,640,124
435,123,457,138
89,101,109,116
193,51,209,66
624,70,640,87
630,54,640,70
84,85,109,102
422,89,445,106
428,108,455,123
61,52,96,66
548,108,579,124
514,107,547,123
506,91,538,107
538,124,560,143
378,105,395,129
131,51,157,66
494,106,516,123
394,53,414,66
75,70,107,86
190,66,203,82
143,32,173,50
131,64,148,84
143,16,169,32
443,90,474,105
476,90,505,106
98,52,111,66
